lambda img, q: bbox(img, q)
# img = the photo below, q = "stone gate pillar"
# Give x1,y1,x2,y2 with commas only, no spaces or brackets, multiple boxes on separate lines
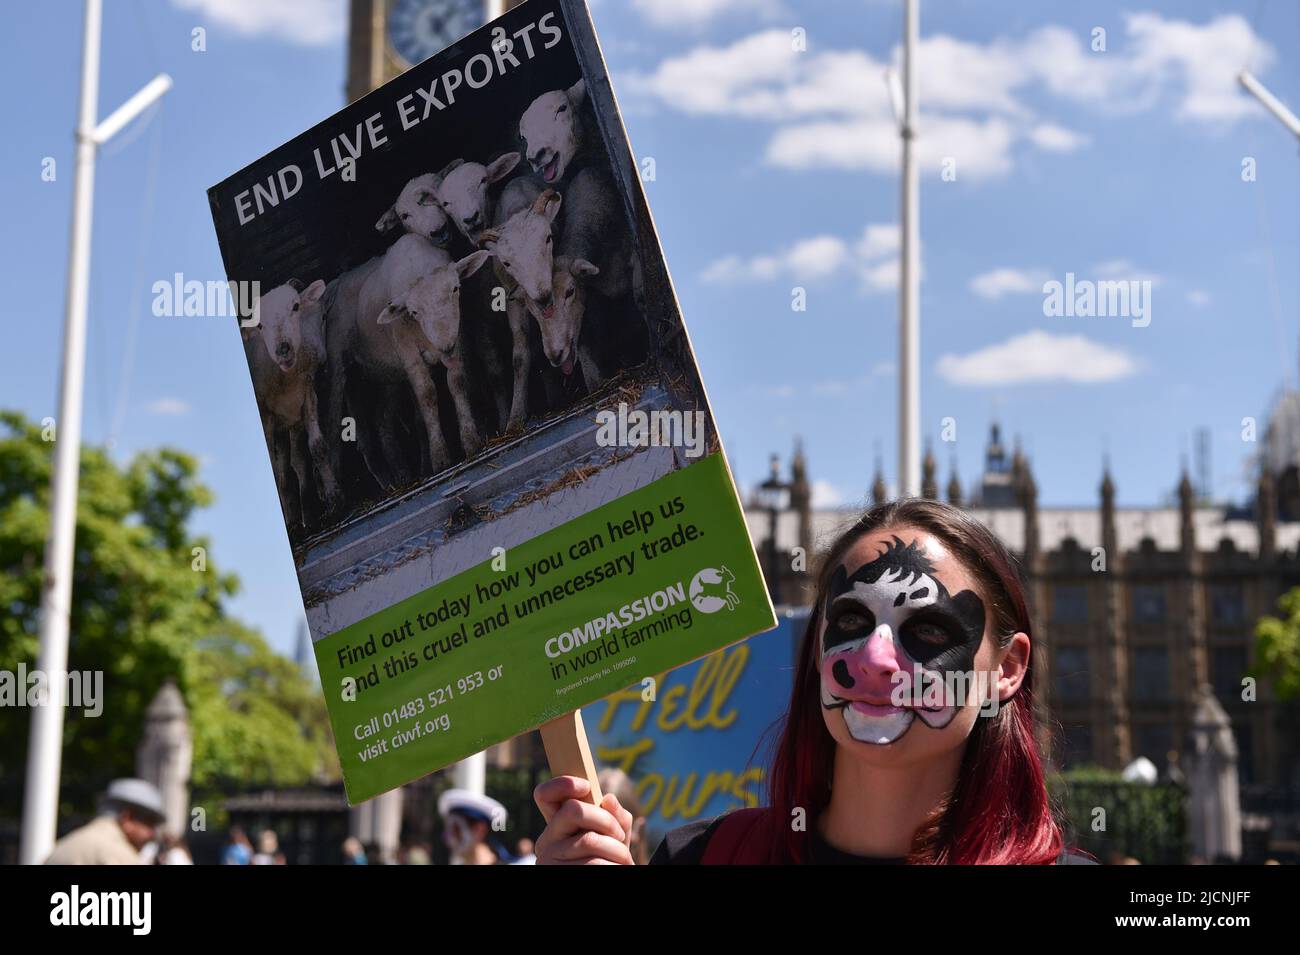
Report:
1187,685,1242,862
135,679,193,837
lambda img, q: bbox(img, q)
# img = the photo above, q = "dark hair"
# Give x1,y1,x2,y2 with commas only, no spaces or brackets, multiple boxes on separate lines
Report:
765,498,1063,864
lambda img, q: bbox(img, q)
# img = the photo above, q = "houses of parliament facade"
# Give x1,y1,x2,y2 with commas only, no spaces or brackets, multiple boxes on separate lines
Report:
744,423,1300,790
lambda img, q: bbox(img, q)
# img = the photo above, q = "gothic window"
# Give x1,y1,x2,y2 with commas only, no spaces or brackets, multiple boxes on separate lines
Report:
1131,585,1166,624
1053,646,1091,704
1052,584,1089,624
1209,584,1246,626
1212,646,1248,704
1131,646,1170,701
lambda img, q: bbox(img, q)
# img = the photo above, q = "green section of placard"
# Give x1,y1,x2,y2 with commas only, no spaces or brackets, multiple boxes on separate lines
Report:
314,453,775,804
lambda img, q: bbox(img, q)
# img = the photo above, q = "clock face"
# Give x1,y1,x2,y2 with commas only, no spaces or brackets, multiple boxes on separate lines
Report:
387,0,488,67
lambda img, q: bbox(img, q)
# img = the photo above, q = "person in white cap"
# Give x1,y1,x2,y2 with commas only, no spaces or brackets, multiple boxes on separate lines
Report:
437,789,532,865
44,778,165,865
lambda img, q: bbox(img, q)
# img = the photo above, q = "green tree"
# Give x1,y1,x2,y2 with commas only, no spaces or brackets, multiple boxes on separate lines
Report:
0,410,335,817
187,619,337,791
1255,588,1300,701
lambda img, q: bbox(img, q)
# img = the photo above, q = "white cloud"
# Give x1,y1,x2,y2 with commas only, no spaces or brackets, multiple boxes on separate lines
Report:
702,223,901,292
857,224,899,260
701,234,847,284
630,0,782,30
1093,259,1164,287
146,397,192,416
170,0,345,46
628,14,1273,179
811,367,892,397
627,30,868,121
859,257,900,294
765,114,1018,179
1027,123,1090,152
970,268,1049,300
936,331,1139,385
1187,289,1211,307
912,33,1028,116
1123,13,1273,122
811,479,845,508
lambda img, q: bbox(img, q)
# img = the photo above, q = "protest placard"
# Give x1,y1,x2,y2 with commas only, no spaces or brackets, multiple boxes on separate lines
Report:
208,0,775,804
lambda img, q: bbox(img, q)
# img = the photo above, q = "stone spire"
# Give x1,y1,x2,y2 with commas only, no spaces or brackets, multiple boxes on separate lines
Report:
921,441,938,500
1179,461,1196,558
1021,457,1040,563
1011,435,1026,480
790,439,813,564
1258,464,1277,560
1101,457,1117,558
1097,458,1132,767
946,458,963,507
789,439,810,512
871,453,888,505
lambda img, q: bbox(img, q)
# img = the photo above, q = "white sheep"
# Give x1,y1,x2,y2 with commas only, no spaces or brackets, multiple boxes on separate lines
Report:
243,279,341,529
358,234,489,470
527,256,600,380
477,184,562,431
522,166,633,391
375,173,453,247
433,153,521,243
519,79,588,185
321,254,416,491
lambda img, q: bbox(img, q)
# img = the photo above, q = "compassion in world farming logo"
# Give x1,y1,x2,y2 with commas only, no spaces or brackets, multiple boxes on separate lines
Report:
689,566,740,614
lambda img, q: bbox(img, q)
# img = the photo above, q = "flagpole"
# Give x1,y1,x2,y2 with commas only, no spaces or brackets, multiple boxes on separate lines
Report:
898,0,921,497
20,0,170,865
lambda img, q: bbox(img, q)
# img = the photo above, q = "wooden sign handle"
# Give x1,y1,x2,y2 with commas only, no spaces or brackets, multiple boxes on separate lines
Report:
540,710,603,805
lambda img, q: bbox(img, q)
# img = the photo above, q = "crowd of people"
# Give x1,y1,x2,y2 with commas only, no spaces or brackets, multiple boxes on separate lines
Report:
41,777,549,865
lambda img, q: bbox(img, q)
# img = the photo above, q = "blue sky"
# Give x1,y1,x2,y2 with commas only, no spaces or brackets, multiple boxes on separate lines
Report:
2,0,1297,654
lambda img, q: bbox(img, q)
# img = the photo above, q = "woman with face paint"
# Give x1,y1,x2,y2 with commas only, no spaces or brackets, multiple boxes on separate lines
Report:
533,499,1093,864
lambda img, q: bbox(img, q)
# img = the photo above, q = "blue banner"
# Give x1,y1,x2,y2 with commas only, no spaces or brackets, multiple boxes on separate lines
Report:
582,608,808,846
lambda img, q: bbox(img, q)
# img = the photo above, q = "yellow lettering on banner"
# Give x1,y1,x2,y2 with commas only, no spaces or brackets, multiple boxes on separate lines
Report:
595,760,768,818
657,684,687,732
593,644,750,736
655,770,753,820
594,679,661,734
657,772,703,819
589,645,768,822
683,647,746,730
596,738,653,774
732,767,764,807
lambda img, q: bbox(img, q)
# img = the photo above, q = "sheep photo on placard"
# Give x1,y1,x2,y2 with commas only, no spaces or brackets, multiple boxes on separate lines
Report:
210,0,735,657
234,68,655,546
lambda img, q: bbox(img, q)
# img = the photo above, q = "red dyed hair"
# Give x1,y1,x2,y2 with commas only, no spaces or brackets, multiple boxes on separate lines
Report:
763,499,1064,864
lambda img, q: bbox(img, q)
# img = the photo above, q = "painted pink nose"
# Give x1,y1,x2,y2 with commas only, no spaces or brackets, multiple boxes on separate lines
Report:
862,628,902,674
825,627,901,698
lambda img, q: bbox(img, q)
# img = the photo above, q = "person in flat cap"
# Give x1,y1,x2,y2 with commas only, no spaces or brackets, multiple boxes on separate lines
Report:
44,778,165,865
437,789,532,865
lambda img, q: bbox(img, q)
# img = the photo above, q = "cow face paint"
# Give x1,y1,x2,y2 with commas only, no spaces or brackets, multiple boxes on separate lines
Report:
820,535,987,745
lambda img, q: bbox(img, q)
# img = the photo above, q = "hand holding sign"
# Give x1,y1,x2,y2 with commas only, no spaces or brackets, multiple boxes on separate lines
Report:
533,774,634,865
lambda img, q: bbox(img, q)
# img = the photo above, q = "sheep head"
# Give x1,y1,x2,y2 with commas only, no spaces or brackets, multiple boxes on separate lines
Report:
519,79,586,184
